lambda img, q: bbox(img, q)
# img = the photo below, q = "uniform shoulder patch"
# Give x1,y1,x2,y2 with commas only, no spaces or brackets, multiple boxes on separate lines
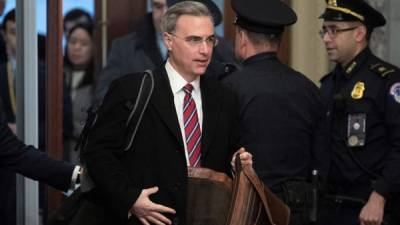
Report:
370,63,397,78
390,82,400,103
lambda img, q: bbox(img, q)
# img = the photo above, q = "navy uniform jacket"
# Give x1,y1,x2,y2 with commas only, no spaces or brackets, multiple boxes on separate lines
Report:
320,47,400,200
223,52,329,193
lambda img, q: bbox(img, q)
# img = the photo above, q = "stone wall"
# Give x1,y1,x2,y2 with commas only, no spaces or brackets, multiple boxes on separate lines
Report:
366,0,399,67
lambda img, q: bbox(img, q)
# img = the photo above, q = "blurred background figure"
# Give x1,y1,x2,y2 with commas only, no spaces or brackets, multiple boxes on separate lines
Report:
63,23,95,163
0,0,7,64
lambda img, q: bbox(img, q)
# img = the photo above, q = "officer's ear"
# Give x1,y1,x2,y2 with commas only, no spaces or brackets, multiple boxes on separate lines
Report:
354,25,367,43
238,27,249,47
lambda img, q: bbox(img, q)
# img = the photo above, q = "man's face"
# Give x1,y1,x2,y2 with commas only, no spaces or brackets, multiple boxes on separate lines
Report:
152,0,168,33
4,20,16,57
321,21,361,66
164,15,215,80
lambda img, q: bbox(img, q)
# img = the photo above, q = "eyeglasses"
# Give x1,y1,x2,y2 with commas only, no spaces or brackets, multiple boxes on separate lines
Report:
169,33,218,47
319,26,359,38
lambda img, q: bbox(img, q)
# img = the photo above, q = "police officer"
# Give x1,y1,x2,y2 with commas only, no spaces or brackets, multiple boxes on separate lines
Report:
223,0,329,224
318,0,400,225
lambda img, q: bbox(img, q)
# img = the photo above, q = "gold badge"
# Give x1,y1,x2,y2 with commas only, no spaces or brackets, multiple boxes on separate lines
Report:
351,82,365,99
348,135,359,147
328,0,337,7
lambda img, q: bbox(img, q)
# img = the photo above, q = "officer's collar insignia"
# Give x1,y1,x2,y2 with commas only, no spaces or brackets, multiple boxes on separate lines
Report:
390,82,400,103
351,81,365,99
346,61,357,74
328,0,337,7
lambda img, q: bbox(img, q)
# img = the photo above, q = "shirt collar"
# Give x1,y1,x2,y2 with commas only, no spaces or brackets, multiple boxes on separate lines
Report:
165,60,200,94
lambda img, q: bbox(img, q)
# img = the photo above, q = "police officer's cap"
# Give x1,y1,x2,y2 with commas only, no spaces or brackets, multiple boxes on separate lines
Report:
231,0,297,34
319,0,386,28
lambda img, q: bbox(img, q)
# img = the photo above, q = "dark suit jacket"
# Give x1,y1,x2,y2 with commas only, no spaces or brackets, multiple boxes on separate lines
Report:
0,61,73,225
95,13,237,102
83,65,239,224
0,119,74,190
0,63,74,225
0,112,75,225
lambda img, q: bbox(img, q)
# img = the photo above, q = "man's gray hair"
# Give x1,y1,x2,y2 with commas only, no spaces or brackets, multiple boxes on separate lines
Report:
160,1,213,34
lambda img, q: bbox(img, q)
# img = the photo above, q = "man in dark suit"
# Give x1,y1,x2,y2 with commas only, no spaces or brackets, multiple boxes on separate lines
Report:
83,1,252,225
0,99,79,225
223,0,329,224
94,0,237,102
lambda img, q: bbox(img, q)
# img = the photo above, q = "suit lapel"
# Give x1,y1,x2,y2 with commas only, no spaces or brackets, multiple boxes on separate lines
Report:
151,66,184,147
200,77,220,157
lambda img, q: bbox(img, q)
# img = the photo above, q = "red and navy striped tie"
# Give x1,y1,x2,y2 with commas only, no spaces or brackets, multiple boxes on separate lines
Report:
183,83,201,167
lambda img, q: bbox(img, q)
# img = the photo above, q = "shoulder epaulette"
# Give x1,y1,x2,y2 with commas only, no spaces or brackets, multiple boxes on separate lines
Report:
370,63,397,78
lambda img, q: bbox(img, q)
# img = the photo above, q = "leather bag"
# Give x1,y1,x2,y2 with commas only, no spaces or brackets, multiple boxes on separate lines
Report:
186,156,290,225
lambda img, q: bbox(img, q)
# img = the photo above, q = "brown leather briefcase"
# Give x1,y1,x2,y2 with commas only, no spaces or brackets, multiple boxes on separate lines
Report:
187,167,233,225
186,158,290,225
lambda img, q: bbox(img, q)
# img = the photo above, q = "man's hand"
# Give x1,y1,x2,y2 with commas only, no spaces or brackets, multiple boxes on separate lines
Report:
359,191,386,225
231,147,253,172
130,186,176,225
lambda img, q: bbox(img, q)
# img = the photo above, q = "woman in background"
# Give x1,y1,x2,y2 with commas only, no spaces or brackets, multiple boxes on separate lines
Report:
64,23,95,163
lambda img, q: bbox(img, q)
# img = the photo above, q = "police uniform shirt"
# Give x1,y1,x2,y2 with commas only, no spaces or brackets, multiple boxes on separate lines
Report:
223,52,329,191
320,47,400,199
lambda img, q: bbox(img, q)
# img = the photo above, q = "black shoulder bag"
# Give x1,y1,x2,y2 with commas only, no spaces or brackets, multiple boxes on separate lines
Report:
47,70,154,225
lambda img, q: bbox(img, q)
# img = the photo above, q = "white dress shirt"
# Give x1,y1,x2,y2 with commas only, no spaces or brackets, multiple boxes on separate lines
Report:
165,60,203,166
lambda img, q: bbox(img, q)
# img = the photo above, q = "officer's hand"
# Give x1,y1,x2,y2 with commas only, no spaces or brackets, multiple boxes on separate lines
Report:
130,186,176,225
231,147,253,172
359,191,385,225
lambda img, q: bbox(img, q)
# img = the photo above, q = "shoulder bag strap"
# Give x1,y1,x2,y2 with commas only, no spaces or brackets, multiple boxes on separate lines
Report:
123,70,155,151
